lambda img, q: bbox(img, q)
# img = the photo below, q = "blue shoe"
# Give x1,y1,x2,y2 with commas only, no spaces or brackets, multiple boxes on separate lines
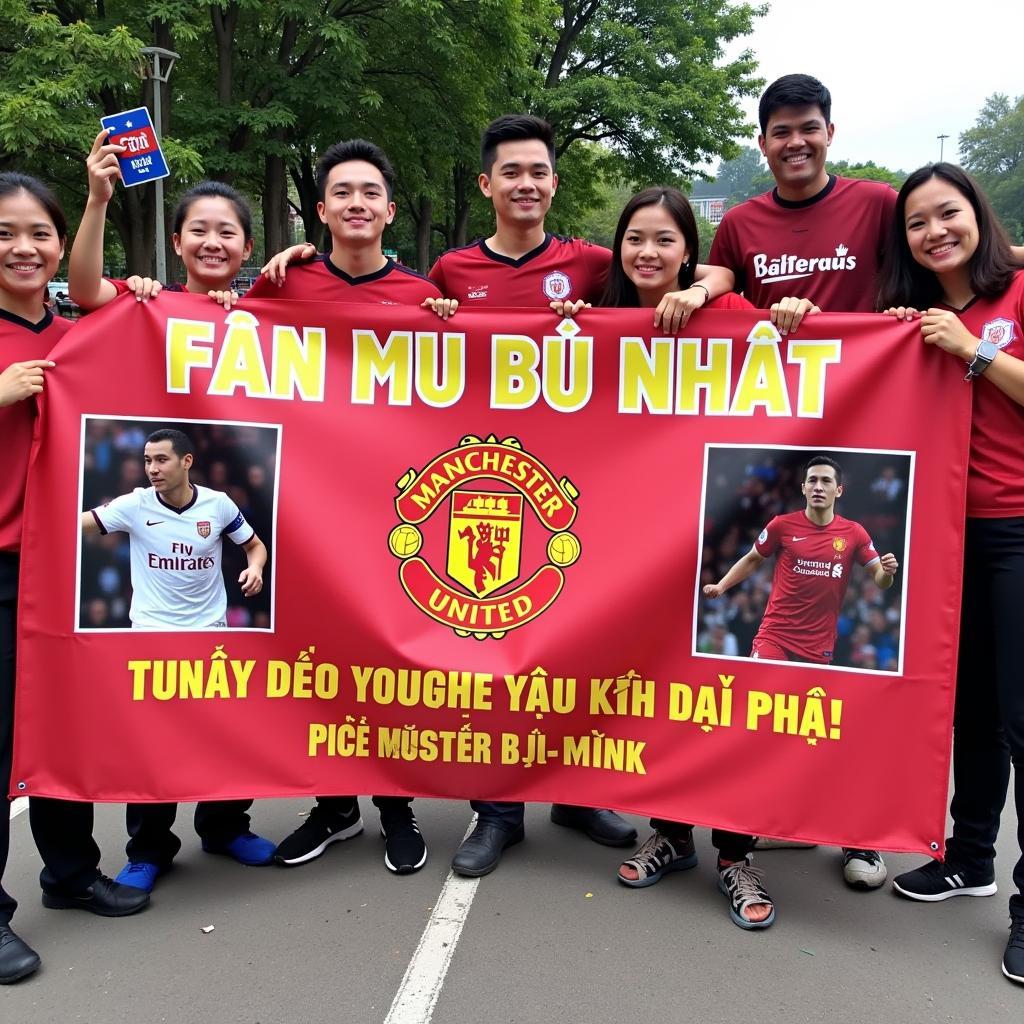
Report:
203,831,275,866
114,861,162,893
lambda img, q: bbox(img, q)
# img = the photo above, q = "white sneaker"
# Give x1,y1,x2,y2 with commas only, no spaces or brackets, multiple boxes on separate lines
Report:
842,848,887,889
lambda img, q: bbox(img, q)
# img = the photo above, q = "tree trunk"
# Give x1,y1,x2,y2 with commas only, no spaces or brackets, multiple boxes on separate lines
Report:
290,153,323,248
263,151,290,258
453,163,472,247
415,195,433,273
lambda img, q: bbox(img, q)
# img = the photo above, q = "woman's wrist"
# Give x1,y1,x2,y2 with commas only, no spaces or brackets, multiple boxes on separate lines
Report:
689,283,710,305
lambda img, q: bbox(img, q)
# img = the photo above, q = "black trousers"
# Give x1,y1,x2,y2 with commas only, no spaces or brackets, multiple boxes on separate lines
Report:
945,516,1024,916
651,818,755,863
125,800,255,867
1,553,101,918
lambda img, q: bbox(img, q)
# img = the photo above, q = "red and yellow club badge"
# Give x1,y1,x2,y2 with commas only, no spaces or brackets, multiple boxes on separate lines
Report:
388,435,581,639
832,537,847,553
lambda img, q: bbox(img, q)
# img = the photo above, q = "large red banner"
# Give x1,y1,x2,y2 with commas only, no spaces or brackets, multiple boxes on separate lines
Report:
12,295,970,856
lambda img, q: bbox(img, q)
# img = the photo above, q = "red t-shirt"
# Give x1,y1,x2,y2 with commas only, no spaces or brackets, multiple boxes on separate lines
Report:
246,256,441,303
752,509,880,663
710,176,897,312
0,309,73,552
429,234,610,307
948,271,1024,517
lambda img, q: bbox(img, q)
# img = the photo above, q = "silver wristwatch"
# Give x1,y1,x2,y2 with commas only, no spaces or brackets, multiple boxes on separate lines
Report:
965,339,998,381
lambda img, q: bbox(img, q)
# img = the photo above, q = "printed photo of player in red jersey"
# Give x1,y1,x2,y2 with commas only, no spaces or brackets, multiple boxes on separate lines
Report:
698,447,909,672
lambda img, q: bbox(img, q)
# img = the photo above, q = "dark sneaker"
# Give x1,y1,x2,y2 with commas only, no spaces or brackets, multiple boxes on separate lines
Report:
273,805,363,866
203,831,276,866
718,857,775,930
892,858,997,901
380,809,427,875
618,830,697,888
41,874,150,916
1003,917,1024,984
114,861,163,893
842,848,887,889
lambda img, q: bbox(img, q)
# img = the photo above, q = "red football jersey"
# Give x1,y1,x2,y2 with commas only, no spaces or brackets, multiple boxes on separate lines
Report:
429,234,610,307
0,309,72,552
948,271,1024,517
752,509,880,663
710,176,897,312
246,256,441,304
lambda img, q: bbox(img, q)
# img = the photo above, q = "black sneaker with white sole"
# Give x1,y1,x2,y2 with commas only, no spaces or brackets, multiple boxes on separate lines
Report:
892,858,997,901
380,809,428,875
274,804,364,865
1003,917,1024,984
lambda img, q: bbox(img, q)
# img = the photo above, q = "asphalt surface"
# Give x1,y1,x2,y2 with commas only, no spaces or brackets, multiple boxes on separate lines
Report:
1,795,1020,1023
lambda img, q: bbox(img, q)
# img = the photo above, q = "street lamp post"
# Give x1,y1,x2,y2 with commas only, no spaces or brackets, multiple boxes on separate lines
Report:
937,133,949,162
140,46,179,283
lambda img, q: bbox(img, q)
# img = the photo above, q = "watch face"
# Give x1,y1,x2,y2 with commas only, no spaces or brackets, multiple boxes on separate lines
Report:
978,340,999,361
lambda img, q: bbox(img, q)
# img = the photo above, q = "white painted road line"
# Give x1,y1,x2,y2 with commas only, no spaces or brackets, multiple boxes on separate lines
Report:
384,820,480,1024
10,796,28,818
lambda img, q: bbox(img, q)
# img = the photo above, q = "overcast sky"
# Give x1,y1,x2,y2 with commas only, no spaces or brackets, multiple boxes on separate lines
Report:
721,0,1024,173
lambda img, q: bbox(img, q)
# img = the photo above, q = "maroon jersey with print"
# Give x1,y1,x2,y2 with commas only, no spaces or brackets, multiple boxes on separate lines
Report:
752,509,880,663
246,256,441,303
429,234,610,307
710,176,896,312
0,310,72,551
949,271,1024,517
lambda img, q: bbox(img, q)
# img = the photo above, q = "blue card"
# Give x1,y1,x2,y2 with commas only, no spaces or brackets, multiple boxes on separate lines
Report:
100,107,170,188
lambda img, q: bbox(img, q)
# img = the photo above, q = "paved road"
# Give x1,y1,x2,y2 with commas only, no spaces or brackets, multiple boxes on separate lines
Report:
2,796,1019,1023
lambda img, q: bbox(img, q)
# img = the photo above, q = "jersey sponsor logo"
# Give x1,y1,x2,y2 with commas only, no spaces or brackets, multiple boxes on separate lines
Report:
466,284,489,300
751,244,857,284
832,537,847,552
793,556,834,577
791,535,807,542
831,563,843,578
145,519,164,526
197,520,211,538
542,270,572,300
981,317,1017,349
389,434,580,639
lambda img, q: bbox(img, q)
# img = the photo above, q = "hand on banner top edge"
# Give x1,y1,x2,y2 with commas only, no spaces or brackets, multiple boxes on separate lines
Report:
125,276,162,303
422,297,459,320
770,297,821,336
549,299,590,317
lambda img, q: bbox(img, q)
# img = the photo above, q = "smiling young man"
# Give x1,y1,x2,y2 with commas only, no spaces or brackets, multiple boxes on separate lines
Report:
710,74,897,313
246,140,435,877
81,428,273,890
429,114,734,330
246,138,441,308
703,455,899,886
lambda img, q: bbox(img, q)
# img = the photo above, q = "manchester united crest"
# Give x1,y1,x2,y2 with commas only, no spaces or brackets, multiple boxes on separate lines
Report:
388,435,581,639
832,537,846,552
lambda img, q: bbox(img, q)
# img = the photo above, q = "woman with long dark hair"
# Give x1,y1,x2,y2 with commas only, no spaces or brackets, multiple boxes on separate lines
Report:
878,162,1024,985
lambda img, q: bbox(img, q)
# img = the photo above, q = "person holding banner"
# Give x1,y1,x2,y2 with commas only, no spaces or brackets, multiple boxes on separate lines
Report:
581,185,813,929
0,172,149,984
877,163,1024,986
248,139,437,876
69,141,279,890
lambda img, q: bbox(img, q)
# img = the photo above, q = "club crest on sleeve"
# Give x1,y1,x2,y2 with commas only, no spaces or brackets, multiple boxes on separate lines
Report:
981,317,1017,349
542,270,571,300
389,435,581,639
197,521,211,538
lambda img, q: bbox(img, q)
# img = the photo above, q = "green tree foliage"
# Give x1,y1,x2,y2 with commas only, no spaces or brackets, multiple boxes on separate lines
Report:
960,93,1024,242
826,160,905,190
0,0,765,271
713,145,765,205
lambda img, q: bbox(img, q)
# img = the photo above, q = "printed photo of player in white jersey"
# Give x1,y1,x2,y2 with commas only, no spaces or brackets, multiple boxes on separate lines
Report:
78,420,278,631
696,446,911,673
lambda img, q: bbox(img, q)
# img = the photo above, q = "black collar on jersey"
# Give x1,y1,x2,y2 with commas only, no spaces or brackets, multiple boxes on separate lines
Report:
478,232,553,268
941,295,979,314
0,305,53,334
321,254,395,286
772,174,837,210
156,484,198,514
